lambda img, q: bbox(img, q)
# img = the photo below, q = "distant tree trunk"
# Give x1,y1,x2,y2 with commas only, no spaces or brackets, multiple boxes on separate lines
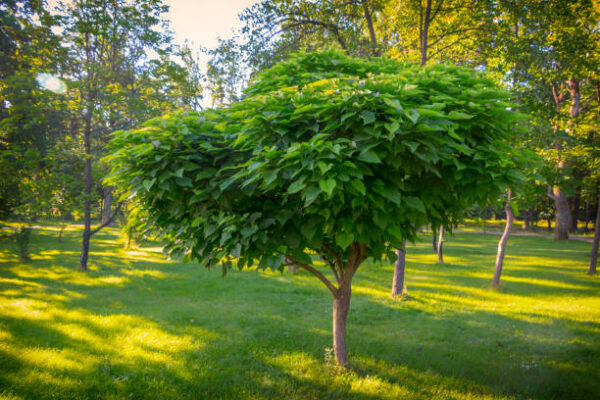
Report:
523,208,530,230
547,216,552,232
287,265,298,274
432,226,437,252
420,0,433,66
584,197,591,234
437,225,444,263
362,1,378,55
492,190,514,287
550,81,573,241
102,187,112,225
79,106,93,271
391,240,406,298
554,187,571,240
588,192,600,275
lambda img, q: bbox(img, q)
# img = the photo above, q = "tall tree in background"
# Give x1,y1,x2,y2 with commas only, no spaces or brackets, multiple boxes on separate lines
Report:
57,0,173,270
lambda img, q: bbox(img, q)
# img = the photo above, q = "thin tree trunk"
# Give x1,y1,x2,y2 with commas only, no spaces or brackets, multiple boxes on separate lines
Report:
437,225,444,263
588,192,600,275
523,209,529,230
584,198,591,234
432,226,437,252
79,108,93,271
492,190,514,287
391,240,406,298
362,1,378,55
420,0,432,66
333,284,351,366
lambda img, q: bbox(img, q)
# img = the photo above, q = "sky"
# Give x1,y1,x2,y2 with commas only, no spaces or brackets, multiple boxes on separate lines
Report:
164,0,258,49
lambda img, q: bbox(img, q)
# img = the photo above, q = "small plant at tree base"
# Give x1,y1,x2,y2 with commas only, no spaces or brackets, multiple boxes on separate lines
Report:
106,51,525,367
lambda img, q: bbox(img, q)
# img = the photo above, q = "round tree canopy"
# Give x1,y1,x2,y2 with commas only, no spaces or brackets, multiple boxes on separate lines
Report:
106,51,524,271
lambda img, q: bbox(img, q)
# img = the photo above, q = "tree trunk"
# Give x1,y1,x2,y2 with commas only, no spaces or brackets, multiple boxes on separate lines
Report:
588,192,600,275
554,187,570,240
391,240,406,298
79,108,93,271
523,209,530,230
432,227,437,252
333,284,351,366
584,198,591,234
437,225,444,263
102,187,112,225
420,0,432,66
492,190,514,287
362,1,378,55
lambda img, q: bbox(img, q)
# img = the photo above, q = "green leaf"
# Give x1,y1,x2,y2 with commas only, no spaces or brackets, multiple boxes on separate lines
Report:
384,120,400,134
263,169,278,186
335,231,353,249
350,179,366,195
360,111,376,125
303,186,321,205
357,150,381,164
288,178,306,194
447,111,474,120
142,178,156,191
319,178,337,196
405,196,426,213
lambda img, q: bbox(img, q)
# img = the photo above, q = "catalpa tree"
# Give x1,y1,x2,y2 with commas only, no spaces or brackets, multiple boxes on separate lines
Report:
106,51,524,366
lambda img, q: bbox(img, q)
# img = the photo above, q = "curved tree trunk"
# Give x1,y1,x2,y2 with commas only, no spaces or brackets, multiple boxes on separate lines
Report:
391,240,406,298
588,192,600,275
492,190,514,287
437,225,444,263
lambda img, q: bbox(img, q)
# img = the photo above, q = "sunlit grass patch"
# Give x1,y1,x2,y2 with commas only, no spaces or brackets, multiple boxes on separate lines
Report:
0,222,598,399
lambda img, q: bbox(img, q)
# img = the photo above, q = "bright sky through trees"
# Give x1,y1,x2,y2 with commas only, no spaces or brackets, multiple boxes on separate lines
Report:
164,0,258,49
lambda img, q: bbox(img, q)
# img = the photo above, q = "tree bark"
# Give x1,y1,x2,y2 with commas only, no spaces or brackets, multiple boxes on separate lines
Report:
432,226,437,252
391,240,406,298
554,187,570,240
588,192,600,275
333,283,351,366
420,0,433,66
362,1,378,55
492,190,514,287
102,187,112,225
437,225,444,263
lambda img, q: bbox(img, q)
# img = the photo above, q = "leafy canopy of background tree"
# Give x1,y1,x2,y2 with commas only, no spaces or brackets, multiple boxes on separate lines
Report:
107,50,524,273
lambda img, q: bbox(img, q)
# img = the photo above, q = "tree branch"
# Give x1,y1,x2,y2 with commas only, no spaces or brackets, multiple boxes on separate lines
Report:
286,256,338,295
90,202,122,236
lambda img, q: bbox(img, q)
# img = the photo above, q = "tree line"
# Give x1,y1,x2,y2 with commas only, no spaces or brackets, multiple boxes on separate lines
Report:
1,1,598,267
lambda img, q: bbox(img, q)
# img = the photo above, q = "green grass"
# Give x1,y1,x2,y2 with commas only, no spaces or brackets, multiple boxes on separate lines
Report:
0,223,599,400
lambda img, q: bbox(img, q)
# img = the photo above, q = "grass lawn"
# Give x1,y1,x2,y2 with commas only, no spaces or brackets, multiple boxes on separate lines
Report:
1,224,599,399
